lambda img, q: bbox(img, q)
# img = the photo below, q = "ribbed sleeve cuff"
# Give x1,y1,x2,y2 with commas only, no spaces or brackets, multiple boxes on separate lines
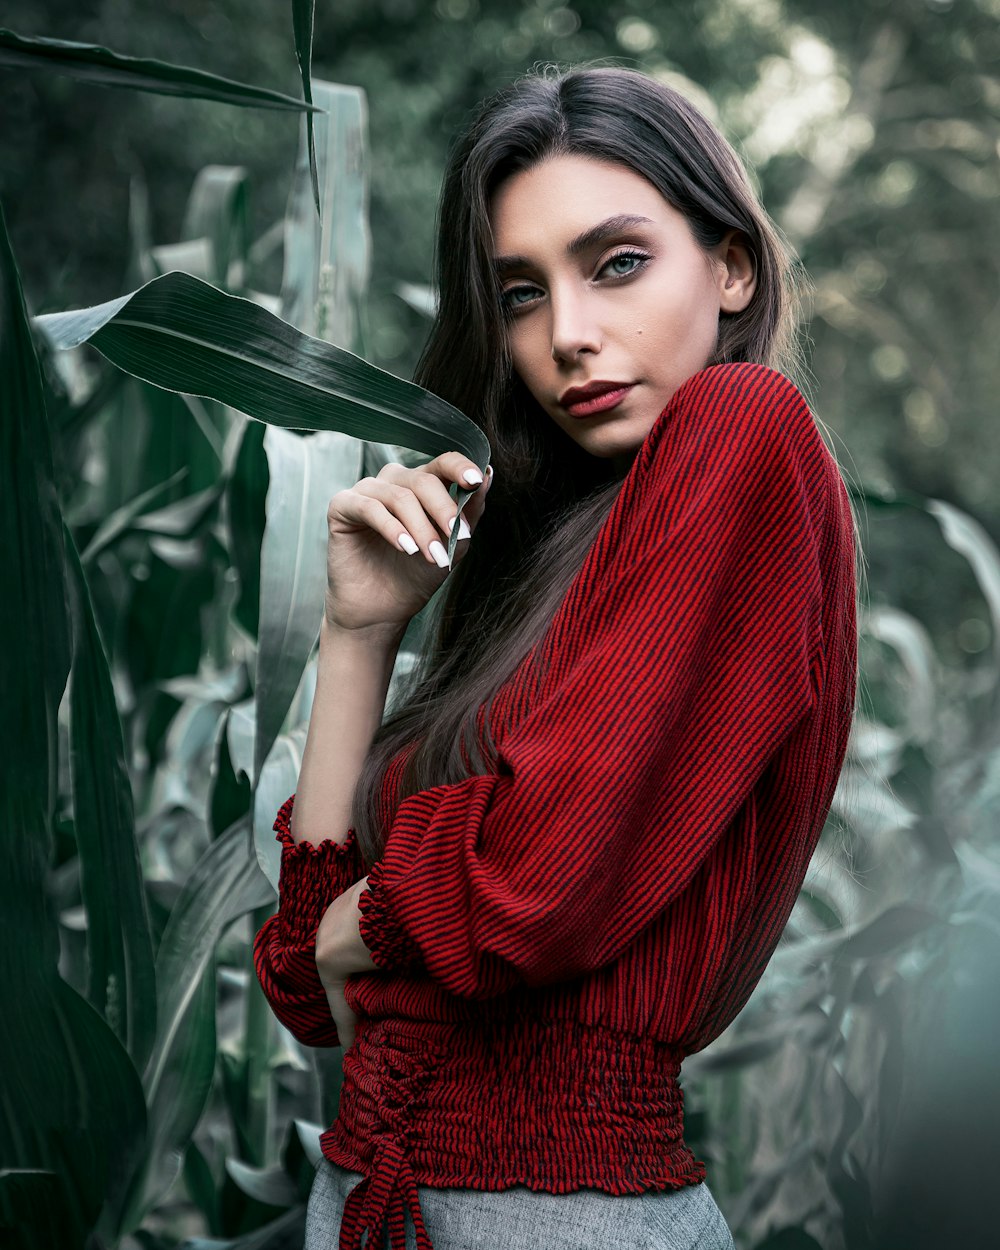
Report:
273,793,364,946
356,858,422,974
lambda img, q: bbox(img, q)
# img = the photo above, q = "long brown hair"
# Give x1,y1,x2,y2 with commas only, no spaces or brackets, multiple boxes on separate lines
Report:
350,63,829,866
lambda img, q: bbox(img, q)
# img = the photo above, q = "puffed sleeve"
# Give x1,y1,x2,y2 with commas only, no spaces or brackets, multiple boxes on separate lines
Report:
354,363,830,999
252,795,367,1047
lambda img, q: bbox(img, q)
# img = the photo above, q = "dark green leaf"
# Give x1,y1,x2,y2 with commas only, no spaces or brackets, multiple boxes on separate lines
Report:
34,270,489,562
0,28,321,113
178,1205,305,1250
224,416,268,640
131,482,222,539
183,1139,220,1234
0,197,145,1249
224,1158,297,1207
121,818,274,1232
144,819,273,1118
291,0,320,217
79,467,189,564
64,523,158,1069
292,1121,325,1171
119,968,217,1236
181,166,251,290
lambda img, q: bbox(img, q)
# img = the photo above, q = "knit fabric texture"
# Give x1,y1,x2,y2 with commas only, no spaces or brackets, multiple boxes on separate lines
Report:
253,362,859,1250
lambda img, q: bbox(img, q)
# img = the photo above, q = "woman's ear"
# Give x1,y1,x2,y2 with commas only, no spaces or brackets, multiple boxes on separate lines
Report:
715,230,756,314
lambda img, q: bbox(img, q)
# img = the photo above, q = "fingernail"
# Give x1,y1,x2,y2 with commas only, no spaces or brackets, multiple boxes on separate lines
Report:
457,516,472,540
429,540,449,568
398,532,419,554
463,468,484,486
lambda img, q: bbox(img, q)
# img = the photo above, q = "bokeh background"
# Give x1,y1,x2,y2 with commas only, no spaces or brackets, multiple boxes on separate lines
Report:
3,2,999,1248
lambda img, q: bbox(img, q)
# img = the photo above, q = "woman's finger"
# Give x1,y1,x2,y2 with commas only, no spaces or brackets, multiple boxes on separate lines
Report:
377,454,488,544
328,487,438,562
352,478,463,565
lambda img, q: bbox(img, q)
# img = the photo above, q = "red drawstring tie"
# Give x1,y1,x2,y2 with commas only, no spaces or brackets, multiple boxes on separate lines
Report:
339,1134,433,1249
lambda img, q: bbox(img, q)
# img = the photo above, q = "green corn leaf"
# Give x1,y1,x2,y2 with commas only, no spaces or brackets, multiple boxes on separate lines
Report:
80,470,188,564
292,0,321,218
224,417,269,640
33,270,490,564
179,1205,305,1250
180,166,251,291
118,966,217,1238
225,1157,298,1207
253,725,308,889
925,497,1000,675
121,817,274,1235
64,522,158,1070
0,198,146,1249
249,78,374,850
280,81,370,348
0,28,321,113
256,428,363,788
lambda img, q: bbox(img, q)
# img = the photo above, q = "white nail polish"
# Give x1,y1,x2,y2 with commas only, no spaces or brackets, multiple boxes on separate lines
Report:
398,532,419,554
429,540,449,568
457,517,472,540
463,468,484,485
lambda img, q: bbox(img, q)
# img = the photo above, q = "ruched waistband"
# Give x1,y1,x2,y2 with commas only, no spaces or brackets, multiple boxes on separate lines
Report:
320,1015,704,1249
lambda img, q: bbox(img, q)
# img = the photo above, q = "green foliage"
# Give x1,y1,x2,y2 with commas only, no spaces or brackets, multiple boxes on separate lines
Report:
2,4,998,1248
2,15,474,1245
0,26,320,112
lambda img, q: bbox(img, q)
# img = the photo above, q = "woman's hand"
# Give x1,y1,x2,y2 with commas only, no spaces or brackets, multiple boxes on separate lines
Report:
315,877,381,1052
325,452,493,634
322,978,359,1053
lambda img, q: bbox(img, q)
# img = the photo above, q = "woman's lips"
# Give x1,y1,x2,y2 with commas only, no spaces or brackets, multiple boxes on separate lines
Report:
563,384,634,418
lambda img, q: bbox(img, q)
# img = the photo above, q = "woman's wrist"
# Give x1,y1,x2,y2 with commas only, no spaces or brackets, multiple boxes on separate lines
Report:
320,612,408,653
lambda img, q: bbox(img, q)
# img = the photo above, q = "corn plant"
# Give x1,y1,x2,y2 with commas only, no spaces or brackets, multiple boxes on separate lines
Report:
2,13,997,1250
1,18,483,1249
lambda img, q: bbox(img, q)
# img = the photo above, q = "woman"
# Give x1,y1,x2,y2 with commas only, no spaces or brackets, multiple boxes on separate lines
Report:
254,64,860,1250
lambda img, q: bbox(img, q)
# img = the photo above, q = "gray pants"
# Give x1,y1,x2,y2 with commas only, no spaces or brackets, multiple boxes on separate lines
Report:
305,1158,737,1250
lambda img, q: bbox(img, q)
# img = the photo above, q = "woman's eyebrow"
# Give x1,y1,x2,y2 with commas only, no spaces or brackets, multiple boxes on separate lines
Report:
493,214,654,278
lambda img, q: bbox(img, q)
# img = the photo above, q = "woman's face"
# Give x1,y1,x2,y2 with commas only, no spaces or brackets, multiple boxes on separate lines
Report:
489,154,756,471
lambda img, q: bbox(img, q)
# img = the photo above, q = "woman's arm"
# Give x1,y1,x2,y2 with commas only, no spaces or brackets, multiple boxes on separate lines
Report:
252,619,404,1046
291,617,406,845
254,453,492,1045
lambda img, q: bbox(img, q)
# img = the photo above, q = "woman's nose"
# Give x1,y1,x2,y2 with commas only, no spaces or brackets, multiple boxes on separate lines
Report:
549,289,601,362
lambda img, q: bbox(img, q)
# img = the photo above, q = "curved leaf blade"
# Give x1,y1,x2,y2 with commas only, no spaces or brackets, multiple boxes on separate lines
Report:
281,81,369,348
33,271,488,463
0,198,145,1249
0,28,321,113
926,497,1000,674
255,428,363,786
126,819,274,1231
291,0,320,217
253,726,308,890
181,166,251,290
64,522,158,1070
144,819,273,1114
34,271,489,562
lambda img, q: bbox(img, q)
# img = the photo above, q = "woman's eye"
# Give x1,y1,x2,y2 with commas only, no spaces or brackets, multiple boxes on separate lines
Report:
600,250,649,278
503,285,537,309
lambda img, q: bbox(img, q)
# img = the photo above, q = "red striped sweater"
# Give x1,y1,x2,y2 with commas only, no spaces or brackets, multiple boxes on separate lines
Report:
254,362,858,1250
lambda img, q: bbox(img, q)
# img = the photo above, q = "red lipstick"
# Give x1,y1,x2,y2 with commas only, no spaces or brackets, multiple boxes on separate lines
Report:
559,381,635,418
